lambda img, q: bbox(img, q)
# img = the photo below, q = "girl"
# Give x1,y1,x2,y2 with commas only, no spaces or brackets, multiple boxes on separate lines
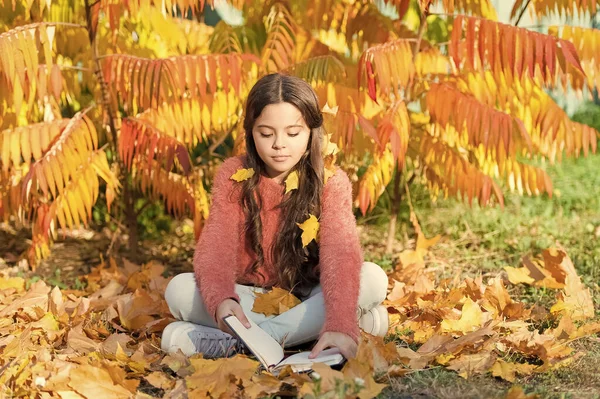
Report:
161,73,389,360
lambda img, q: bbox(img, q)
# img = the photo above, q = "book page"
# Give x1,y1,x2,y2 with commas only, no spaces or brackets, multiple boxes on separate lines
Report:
275,348,344,369
223,315,284,369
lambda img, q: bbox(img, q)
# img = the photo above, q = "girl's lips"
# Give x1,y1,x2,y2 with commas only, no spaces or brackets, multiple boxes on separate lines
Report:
271,155,290,162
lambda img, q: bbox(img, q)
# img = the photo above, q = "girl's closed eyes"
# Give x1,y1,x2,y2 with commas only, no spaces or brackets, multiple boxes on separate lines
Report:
258,132,300,137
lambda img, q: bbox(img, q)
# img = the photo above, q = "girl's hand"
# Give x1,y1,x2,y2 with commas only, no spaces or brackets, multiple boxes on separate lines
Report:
216,299,251,334
308,331,357,360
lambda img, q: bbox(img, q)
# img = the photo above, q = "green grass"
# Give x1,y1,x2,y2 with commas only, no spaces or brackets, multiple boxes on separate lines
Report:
358,153,600,398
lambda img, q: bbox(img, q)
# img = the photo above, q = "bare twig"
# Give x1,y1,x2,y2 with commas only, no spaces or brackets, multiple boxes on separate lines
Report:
515,0,533,27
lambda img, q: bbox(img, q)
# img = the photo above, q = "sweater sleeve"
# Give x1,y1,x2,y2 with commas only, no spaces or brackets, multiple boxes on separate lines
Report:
318,169,363,342
193,157,243,322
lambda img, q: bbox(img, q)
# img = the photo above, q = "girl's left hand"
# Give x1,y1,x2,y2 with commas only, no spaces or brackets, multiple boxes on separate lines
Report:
308,331,357,360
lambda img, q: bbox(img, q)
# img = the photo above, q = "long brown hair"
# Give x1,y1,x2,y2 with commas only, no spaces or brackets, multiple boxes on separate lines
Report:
241,73,324,297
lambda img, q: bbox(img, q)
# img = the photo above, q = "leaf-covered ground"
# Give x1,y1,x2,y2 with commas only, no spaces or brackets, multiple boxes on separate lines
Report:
1,154,599,399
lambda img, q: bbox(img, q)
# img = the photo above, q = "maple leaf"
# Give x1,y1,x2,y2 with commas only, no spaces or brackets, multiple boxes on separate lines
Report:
230,167,255,182
440,297,486,334
342,359,387,399
0,276,25,292
252,287,301,316
504,386,540,399
324,167,336,185
186,356,258,397
321,102,339,116
297,214,319,247
322,132,340,157
550,274,595,321
447,351,497,379
244,373,289,398
490,359,536,382
504,266,536,285
504,249,581,290
67,364,132,399
145,371,175,390
284,170,298,194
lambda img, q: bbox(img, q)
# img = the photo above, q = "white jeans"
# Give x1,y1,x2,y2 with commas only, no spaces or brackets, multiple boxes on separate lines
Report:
164,262,388,347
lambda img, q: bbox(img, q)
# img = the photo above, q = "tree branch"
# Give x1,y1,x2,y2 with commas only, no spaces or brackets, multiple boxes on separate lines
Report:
515,0,533,27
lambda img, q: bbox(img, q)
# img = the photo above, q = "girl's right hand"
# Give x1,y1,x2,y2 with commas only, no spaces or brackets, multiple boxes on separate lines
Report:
215,298,252,334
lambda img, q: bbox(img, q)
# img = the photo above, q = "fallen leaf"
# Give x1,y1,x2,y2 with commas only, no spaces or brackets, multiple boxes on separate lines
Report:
416,232,440,250
550,274,595,321
67,323,100,355
67,365,131,399
504,266,535,285
447,351,496,378
435,353,455,365
504,385,539,399
342,359,387,399
252,287,301,316
307,362,346,392
186,356,258,397
490,359,536,382
386,280,406,301
0,280,50,318
297,214,319,247
0,276,25,292
244,373,286,398
441,297,485,334
230,167,255,182
145,371,175,390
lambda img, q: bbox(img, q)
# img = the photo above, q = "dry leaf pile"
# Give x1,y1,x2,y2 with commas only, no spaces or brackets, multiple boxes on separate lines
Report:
0,257,388,398
385,237,600,382
0,241,598,398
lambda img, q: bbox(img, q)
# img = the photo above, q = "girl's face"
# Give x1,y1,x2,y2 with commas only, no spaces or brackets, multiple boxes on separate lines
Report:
252,102,311,183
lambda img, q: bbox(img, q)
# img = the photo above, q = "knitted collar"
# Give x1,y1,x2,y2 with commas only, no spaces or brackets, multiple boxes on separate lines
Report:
258,172,286,204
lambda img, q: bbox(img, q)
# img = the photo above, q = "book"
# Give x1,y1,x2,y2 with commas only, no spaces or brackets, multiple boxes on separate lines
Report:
222,315,346,374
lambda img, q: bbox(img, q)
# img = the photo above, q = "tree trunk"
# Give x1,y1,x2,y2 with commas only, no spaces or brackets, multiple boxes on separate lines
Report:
86,0,140,257
385,168,403,254
124,180,139,257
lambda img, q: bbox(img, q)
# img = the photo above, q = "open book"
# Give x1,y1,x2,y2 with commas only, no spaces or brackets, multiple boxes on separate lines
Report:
222,315,345,374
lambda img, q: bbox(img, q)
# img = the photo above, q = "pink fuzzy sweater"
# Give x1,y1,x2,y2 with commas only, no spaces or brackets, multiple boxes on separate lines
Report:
193,155,363,341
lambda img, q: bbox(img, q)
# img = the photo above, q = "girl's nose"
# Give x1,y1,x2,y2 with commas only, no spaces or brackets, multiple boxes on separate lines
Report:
273,135,286,149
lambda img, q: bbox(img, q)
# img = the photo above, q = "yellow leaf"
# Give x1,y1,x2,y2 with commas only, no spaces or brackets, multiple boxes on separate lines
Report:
435,353,455,365
322,133,339,157
447,351,496,378
67,365,131,399
324,166,335,184
490,359,536,382
504,266,535,285
399,249,426,268
230,167,255,182
31,312,59,331
321,102,338,116
284,170,298,194
115,342,129,362
0,276,25,292
550,275,595,321
416,233,440,251
297,214,319,247
145,371,175,390
440,297,485,334
504,386,539,399
341,359,387,399
252,287,301,316
186,356,258,397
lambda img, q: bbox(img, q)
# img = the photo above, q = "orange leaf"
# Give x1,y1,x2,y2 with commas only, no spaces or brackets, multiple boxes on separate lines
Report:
67,364,131,399
252,287,301,317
